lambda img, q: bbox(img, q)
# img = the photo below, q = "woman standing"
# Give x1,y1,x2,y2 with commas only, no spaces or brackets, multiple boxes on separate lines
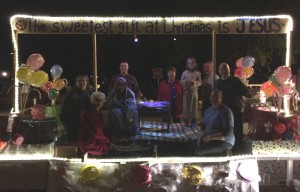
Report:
157,66,183,123
181,58,202,127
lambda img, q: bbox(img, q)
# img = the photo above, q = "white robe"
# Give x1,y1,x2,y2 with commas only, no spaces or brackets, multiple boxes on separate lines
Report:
181,70,202,121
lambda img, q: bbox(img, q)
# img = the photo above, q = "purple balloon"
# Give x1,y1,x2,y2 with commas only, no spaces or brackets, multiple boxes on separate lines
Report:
242,56,255,68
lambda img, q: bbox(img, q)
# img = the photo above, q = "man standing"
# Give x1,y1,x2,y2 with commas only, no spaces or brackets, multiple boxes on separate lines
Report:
200,61,219,116
108,61,142,99
215,63,251,152
157,66,183,123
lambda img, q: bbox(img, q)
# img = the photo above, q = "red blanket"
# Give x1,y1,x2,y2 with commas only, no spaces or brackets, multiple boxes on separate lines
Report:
78,109,110,156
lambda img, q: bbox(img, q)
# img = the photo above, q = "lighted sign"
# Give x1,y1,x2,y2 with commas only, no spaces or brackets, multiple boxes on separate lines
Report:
11,15,292,34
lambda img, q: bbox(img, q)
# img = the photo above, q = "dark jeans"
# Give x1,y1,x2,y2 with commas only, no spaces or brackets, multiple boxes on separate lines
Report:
192,140,233,156
233,112,244,148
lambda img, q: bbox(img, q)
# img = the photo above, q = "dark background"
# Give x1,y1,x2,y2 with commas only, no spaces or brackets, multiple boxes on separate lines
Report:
0,0,300,100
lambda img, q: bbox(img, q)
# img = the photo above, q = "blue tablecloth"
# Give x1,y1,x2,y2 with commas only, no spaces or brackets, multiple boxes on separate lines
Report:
134,123,201,142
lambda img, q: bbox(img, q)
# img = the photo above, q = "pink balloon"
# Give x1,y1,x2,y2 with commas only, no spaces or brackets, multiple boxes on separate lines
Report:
26,53,45,71
274,122,286,134
236,57,243,67
234,67,245,78
279,82,295,95
275,66,291,84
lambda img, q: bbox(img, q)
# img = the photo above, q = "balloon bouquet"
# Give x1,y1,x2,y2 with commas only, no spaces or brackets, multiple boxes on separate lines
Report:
16,53,48,114
40,64,67,105
40,64,67,136
260,66,298,113
234,56,255,85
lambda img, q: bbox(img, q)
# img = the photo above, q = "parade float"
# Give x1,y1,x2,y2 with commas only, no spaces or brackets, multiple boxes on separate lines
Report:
0,14,299,191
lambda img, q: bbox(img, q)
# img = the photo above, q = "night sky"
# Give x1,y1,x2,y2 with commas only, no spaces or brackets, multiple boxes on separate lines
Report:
1,0,300,98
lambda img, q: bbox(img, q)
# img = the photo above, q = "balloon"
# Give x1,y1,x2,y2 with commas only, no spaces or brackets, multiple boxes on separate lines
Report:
50,65,63,80
274,122,286,134
236,57,243,67
28,70,49,87
131,165,152,185
48,89,59,100
11,133,24,145
242,56,255,68
261,81,278,97
17,66,32,84
0,140,7,150
40,81,53,93
236,160,258,182
234,67,245,78
269,74,280,86
244,67,254,78
52,78,67,91
79,165,100,184
181,165,203,186
275,66,292,84
26,53,45,71
279,82,295,95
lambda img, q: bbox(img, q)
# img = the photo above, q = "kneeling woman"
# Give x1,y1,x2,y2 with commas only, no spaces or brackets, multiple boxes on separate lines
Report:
193,89,235,156
78,92,111,156
105,77,138,141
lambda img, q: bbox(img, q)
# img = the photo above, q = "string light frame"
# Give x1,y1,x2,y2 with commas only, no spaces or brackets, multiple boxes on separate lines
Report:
10,14,293,114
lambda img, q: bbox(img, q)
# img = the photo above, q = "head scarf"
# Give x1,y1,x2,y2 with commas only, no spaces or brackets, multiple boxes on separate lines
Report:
115,77,127,85
108,77,127,98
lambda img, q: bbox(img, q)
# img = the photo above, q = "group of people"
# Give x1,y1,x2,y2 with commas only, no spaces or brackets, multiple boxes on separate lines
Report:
60,62,141,156
60,59,251,157
157,59,251,155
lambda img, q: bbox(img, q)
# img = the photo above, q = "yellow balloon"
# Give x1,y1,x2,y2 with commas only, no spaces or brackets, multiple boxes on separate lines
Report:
28,70,49,87
181,165,203,186
17,67,32,84
244,67,254,78
80,165,100,184
52,78,66,91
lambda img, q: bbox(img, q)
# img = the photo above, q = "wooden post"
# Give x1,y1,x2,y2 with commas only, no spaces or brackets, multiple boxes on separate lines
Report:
93,33,98,91
212,30,216,89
